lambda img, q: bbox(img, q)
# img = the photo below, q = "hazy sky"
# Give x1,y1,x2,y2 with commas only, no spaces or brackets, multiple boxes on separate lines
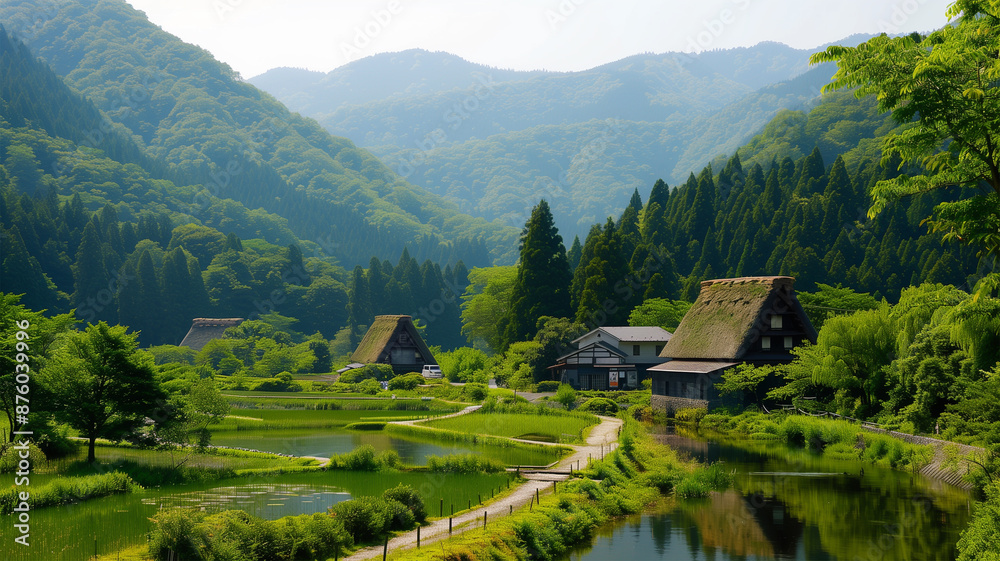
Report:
125,0,954,79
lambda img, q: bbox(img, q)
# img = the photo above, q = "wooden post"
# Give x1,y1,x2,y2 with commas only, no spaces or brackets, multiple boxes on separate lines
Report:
440,498,443,518
536,488,540,504
417,525,420,548
510,504,513,515
382,535,388,561
553,481,556,493
449,517,452,533
468,498,471,510
478,493,481,505
484,510,487,529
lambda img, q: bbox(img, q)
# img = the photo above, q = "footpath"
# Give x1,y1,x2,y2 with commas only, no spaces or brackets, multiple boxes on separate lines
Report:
343,412,623,561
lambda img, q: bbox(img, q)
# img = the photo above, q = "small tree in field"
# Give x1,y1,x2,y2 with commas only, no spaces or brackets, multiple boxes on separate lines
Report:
555,383,577,410
40,322,167,463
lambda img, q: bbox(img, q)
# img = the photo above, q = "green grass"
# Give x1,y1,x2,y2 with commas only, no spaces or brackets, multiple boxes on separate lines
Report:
0,471,141,514
223,395,462,412
211,408,444,431
421,411,598,444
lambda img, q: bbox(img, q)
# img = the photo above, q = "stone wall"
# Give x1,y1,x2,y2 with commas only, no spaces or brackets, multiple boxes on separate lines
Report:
652,394,708,415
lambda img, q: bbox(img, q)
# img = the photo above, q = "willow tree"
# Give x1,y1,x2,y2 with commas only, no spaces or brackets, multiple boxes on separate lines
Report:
811,0,1000,265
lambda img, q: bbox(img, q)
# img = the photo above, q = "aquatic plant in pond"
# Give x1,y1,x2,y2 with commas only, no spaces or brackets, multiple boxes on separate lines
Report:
0,470,511,561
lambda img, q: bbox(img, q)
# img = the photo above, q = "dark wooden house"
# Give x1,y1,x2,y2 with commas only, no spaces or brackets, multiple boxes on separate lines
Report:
350,315,436,375
648,276,817,413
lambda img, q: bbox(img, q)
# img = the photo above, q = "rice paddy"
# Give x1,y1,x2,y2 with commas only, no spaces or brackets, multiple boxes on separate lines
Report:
420,411,599,444
0,470,513,561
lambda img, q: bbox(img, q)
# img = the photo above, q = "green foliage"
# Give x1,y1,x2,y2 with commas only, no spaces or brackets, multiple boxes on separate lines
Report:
502,200,574,347
0,471,140,514
325,444,401,471
674,463,733,498
492,340,543,390
716,363,778,408
812,0,1000,262
338,363,395,383
554,383,577,409
797,283,880,331
460,266,517,352
381,484,427,523
956,481,1000,561
576,397,618,416
425,453,506,474
627,298,692,330
673,407,708,424
388,373,424,391
148,508,353,561
328,495,415,543
536,381,561,392
39,321,167,462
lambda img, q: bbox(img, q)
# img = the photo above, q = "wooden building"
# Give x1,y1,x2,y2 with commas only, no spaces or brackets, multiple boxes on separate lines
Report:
648,276,817,413
551,326,672,390
350,315,436,375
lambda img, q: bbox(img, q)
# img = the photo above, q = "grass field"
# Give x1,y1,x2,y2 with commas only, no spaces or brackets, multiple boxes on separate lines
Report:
420,411,598,444
211,408,449,431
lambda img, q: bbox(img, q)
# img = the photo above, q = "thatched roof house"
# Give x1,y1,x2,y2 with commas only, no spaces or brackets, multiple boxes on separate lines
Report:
350,315,436,375
649,276,817,413
179,318,244,351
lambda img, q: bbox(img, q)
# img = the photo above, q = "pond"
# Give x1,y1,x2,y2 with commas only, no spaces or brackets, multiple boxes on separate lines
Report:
210,427,561,466
564,426,972,561
1,470,511,561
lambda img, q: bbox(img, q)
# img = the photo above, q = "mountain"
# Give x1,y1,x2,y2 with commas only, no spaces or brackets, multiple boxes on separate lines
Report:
0,0,518,267
250,43,869,238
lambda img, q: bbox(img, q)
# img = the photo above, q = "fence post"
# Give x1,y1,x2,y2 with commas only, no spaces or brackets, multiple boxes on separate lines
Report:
417,525,420,548
382,535,388,561
440,498,443,518
449,517,452,533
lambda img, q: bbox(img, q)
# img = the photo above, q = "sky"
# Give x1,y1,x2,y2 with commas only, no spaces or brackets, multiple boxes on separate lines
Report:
125,0,954,79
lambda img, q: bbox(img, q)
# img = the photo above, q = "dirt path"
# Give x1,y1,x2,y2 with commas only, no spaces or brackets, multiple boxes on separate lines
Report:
343,414,623,561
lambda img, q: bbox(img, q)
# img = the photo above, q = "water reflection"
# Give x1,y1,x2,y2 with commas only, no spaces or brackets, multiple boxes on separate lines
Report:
565,426,969,561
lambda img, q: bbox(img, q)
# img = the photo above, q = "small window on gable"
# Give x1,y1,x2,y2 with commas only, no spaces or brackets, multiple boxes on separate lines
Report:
761,336,771,350
632,344,641,356
784,336,793,349
770,314,783,329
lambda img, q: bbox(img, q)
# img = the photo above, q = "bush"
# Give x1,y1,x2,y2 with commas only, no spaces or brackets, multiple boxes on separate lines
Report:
326,445,400,471
0,441,46,473
354,378,381,395
462,383,488,401
339,363,394,383
555,383,578,409
252,371,302,392
330,496,415,543
382,484,427,523
149,508,352,561
577,397,619,416
674,407,707,424
388,373,424,391
536,381,560,392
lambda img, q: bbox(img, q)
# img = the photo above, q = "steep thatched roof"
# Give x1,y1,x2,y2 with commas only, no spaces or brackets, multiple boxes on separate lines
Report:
179,318,244,351
660,276,815,360
350,315,435,366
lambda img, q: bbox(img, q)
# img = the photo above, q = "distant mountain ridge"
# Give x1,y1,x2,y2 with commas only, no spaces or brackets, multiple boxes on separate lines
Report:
250,39,873,238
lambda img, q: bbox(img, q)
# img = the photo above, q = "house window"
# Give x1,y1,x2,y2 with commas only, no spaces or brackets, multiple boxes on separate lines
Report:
655,345,663,355
770,314,783,329
761,336,771,350
632,344,641,356
784,336,793,349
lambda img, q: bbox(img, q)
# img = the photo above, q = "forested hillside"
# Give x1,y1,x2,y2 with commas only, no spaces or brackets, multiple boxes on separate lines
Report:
251,43,867,238
0,0,518,267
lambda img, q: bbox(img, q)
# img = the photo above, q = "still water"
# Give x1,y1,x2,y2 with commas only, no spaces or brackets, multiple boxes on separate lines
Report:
1,470,510,561
565,426,971,561
210,427,560,466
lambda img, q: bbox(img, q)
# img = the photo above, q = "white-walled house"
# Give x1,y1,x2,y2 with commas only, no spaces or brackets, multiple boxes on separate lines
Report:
550,326,672,390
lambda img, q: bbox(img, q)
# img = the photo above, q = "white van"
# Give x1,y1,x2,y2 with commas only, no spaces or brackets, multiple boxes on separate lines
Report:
421,364,443,378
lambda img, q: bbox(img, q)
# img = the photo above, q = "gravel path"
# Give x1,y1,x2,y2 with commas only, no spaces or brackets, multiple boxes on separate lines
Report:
343,414,623,561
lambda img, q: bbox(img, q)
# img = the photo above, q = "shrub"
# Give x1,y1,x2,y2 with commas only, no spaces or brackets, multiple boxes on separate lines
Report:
577,397,619,416
340,363,394,383
536,381,560,392
462,383,488,401
354,378,381,395
388,373,424,391
326,445,399,471
674,407,707,424
555,383,578,409
330,496,414,543
0,441,46,473
382,484,427,523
